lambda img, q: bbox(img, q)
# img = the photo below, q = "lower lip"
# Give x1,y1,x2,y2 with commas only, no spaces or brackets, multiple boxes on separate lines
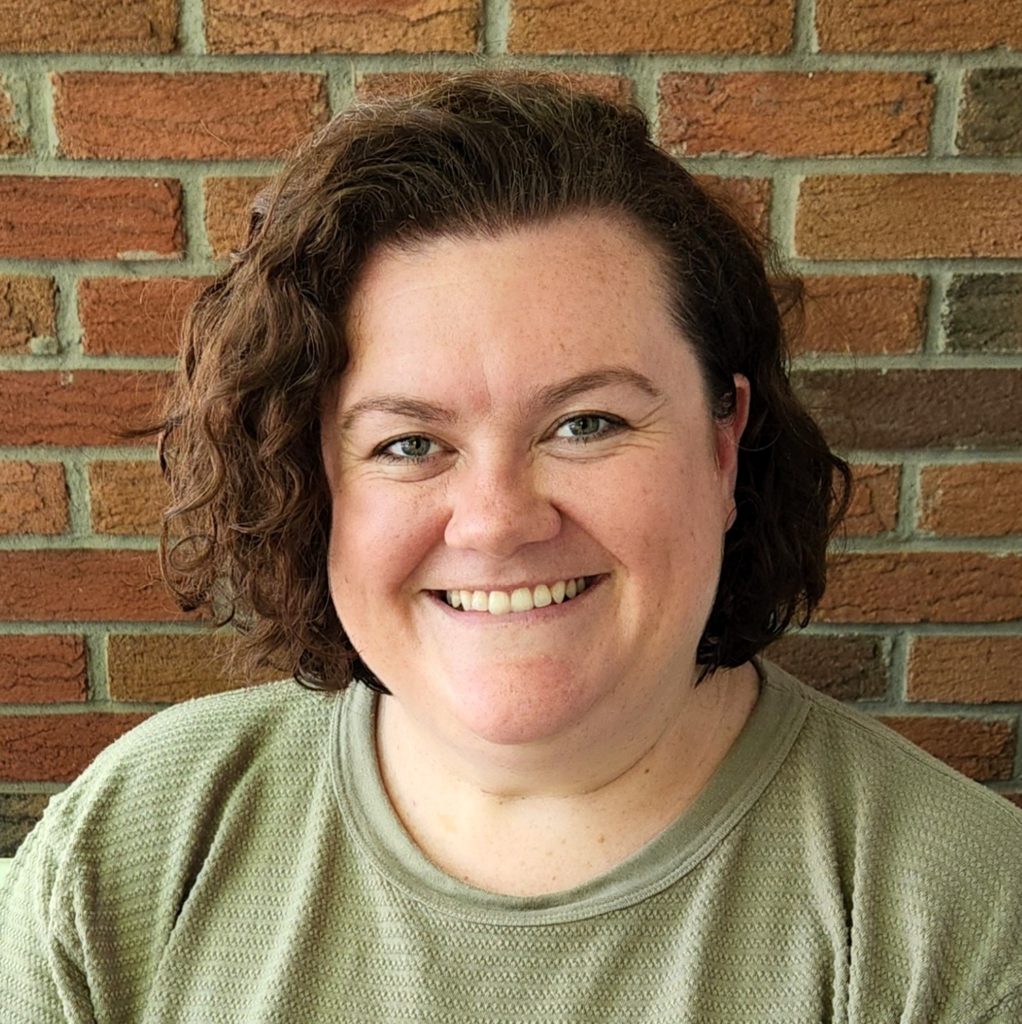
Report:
428,575,606,623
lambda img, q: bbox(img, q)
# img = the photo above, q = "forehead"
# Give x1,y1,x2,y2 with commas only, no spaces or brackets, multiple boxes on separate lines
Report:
335,212,695,415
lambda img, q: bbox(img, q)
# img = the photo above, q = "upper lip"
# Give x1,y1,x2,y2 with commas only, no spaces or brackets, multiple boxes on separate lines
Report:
429,574,602,591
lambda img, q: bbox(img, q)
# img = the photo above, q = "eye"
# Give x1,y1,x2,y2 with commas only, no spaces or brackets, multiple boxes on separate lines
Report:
553,414,623,442
375,435,440,463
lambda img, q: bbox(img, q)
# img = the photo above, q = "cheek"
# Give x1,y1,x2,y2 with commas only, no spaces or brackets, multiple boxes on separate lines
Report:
327,482,442,611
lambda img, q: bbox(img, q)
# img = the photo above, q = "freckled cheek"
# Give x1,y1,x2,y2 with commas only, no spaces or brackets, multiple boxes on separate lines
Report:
328,485,445,604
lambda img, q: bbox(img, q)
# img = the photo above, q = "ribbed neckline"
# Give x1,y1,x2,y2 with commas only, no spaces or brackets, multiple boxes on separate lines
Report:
331,660,809,926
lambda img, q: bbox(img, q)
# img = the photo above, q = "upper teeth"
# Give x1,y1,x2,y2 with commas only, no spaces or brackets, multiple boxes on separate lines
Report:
445,577,589,615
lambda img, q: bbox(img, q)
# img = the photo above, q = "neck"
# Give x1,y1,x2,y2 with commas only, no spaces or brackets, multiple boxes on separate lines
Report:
375,661,761,896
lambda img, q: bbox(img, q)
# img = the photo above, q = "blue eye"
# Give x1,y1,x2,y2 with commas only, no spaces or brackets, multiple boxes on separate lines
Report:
377,435,438,463
554,414,621,441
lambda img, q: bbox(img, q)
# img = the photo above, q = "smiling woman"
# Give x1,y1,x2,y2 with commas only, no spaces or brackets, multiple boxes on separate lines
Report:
2,72,1022,1023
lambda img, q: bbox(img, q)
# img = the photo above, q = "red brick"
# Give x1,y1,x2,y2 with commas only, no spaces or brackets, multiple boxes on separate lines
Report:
205,0,478,54
0,277,56,353
819,552,1022,624
54,72,328,161
0,793,52,858
792,275,926,355
356,71,634,107
108,633,276,701
660,72,932,158
696,176,771,237
0,371,171,447
817,0,1022,53
766,634,888,700
0,461,68,534
1005,793,1022,811
0,550,185,621
0,178,182,260
0,635,87,703
0,0,176,53
79,277,209,357
796,175,1022,260
204,176,269,259
843,463,899,537
908,636,1022,704
89,460,168,535
919,463,1022,537
509,0,794,53
0,712,149,783
793,369,1022,450
0,77,28,155
878,715,1015,782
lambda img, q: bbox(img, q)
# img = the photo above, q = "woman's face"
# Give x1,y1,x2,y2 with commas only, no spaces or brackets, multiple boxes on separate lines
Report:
321,212,748,758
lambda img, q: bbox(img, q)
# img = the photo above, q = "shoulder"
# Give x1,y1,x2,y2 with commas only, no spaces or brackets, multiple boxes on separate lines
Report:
21,678,339,874
760,660,1022,1020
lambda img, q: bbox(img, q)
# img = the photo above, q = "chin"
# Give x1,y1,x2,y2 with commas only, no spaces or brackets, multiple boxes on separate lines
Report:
436,661,607,748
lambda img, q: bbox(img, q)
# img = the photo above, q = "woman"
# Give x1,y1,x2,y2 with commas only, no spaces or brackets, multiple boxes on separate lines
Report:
3,73,1021,1022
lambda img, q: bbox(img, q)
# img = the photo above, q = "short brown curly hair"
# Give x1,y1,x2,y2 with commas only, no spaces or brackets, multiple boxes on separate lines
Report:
149,71,850,693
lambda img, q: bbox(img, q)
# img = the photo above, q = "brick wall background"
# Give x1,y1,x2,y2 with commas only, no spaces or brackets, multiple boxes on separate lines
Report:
1,0,1021,856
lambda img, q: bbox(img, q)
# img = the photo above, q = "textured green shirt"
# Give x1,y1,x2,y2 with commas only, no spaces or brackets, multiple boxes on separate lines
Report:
2,661,1022,1022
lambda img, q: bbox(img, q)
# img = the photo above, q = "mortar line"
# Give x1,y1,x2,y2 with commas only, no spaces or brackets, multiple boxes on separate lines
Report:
931,62,963,158
483,0,511,56
897,458,921,540
792,0,816,54
177,0,206,55
925,269,951,353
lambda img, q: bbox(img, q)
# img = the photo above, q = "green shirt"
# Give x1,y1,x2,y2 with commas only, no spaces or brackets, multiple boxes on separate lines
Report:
2,661,1021,1022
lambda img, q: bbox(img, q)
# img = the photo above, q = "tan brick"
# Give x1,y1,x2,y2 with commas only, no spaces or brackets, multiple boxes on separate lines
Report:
204,176,269,260
356,70,634,107
696,176,771,237
660,72,932,158
819,552,1022,624
108,633,278,702
908,636,1022,704
0,461,68,534
0,0,176,53
0,177,182,260
793,369,1022,450
766,634,888,700
0,793,52,858
79,277,209,357
796,175,1022,260
0,277,56,353
793,275,926,355
0,550,186,622
89,460,168,536
0,76,28,155
919,463,1022,537
843,463,899,537
0,371,172,447
509,0,794,53
0,635,87,703
205,0,478,54
817,0,1022,52
0,712,149,783
54,72,328,161
878,715,1015,782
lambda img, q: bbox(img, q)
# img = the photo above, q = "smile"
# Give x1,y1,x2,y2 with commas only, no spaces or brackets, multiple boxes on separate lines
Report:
439,576,599,616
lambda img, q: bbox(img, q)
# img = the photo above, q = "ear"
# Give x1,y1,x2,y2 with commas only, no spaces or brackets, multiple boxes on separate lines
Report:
714,374,750,512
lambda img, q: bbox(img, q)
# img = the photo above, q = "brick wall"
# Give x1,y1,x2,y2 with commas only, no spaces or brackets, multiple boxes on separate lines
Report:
1,0,1021,855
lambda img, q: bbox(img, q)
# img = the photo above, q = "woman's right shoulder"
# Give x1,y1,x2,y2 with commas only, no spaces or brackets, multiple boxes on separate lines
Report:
16,678,341,874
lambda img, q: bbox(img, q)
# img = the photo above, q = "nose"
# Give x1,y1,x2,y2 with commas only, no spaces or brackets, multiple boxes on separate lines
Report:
443,456,562,558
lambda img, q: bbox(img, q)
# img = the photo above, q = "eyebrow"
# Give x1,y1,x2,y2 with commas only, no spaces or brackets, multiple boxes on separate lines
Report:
338,365,663,433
